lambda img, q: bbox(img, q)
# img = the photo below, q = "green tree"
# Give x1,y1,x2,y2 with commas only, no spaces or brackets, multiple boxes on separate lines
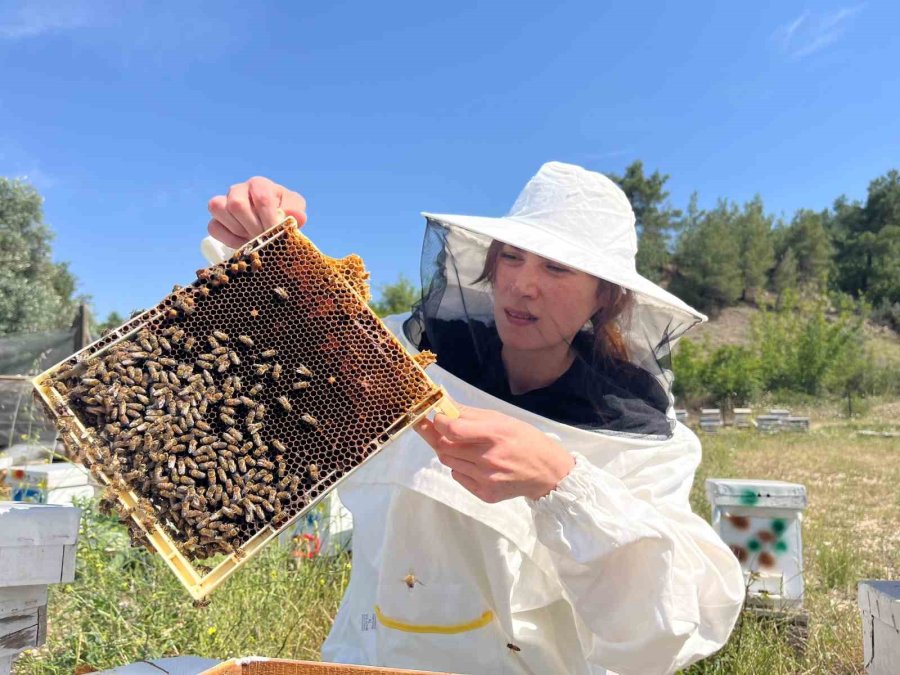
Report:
95,310,125,336
772,247,799,301
610,161,681,283
369,275,420,317
735,196,774,302
784,209,833,290
0,178,80,335
828,170,900,305
869,224,900,304
670,200,743,313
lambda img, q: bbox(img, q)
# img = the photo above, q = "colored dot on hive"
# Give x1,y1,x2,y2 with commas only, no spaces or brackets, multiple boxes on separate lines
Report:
747,539,761,552
771,519,786,534
774,539,789,553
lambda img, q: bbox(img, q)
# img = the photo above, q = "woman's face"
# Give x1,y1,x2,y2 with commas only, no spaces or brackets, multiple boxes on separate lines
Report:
492,244,604,353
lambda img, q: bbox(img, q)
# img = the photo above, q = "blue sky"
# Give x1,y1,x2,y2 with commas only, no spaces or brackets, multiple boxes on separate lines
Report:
2,1,898,321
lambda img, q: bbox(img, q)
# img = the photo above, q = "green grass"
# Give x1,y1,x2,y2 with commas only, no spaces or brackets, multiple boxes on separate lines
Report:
14,499,350,671
13,395,900,673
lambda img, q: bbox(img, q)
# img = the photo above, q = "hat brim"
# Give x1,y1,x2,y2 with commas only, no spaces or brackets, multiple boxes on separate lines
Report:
421,211,707,326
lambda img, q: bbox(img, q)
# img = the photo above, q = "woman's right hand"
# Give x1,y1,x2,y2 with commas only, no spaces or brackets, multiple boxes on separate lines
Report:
207,176,308,248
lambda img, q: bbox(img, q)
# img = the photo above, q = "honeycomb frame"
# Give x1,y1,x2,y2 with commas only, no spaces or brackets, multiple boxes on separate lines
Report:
32,217,456,599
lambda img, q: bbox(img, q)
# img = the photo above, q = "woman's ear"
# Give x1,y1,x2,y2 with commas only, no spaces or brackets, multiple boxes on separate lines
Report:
593,280,611,315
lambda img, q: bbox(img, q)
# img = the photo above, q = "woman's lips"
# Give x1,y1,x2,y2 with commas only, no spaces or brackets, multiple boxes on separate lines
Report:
504,308,538,326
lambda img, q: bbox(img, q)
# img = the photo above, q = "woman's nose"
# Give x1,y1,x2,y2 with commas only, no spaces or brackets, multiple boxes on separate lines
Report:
509,266,540,297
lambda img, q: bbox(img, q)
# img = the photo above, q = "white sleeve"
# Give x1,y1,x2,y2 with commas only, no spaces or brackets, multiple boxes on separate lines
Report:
527,432,745,675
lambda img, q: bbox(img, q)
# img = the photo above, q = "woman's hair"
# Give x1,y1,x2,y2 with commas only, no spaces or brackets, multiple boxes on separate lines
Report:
475,240,633,363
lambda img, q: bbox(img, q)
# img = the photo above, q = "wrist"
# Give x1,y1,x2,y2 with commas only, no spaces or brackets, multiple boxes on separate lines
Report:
531,447,575,500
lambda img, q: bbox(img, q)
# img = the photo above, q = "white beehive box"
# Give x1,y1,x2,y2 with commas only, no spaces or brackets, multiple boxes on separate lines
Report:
705,479,807,608
699,408,723,433
859,580,900,675
733,408,753,428
756,414,783,433
3,463,99,505
785,416,811,432
0,502,81,674
675,408,689,425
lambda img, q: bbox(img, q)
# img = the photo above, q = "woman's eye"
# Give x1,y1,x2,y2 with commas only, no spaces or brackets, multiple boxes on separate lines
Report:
499,252,521,261
546,264,570,274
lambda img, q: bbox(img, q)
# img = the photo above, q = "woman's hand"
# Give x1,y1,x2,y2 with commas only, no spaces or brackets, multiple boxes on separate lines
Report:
208,176,308,248
416,405,575,503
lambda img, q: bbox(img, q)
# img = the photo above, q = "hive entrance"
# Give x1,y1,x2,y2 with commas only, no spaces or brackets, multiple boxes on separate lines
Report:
34,218,448,597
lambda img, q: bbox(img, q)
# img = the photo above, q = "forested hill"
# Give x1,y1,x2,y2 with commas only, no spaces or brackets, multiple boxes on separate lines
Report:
612,162,900,333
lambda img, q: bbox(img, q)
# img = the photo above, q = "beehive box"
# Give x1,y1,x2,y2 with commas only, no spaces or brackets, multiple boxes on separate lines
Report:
1,502,80,675
699,408,723,433
859,580,900,675
706,479,807,608
4,462,100,505
32,218,455,599
733,407,753,428
755,415,783,433
785,416,810,432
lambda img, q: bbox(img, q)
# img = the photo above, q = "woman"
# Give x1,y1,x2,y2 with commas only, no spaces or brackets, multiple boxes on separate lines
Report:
207,162,745,675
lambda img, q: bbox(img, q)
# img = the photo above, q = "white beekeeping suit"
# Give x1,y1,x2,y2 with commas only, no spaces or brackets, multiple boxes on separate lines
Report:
320,162,745,674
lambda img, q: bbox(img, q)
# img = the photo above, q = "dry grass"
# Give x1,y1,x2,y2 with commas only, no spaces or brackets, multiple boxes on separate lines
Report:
685,397,900,674
9,397,900,674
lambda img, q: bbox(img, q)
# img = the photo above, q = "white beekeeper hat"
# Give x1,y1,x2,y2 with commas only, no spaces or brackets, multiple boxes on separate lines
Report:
421,161,707,329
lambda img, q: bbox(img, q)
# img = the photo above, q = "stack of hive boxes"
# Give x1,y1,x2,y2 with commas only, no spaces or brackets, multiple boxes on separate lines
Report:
0,502,80,674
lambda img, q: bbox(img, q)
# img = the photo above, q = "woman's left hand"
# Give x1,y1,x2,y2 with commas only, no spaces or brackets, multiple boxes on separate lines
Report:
416,405,575,503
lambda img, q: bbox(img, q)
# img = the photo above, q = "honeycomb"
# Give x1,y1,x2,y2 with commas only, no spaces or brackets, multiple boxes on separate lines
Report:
33,218,446,593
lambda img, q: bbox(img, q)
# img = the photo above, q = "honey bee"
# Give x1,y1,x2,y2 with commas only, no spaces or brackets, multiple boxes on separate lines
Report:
214,273,229,286
238,335,254,348
403,572,424,589
212,330,229,342
292,380,309,391
295,364,313,378
166,308,179,319
198,285,211,298
300,413,318,428
272,287,289,302
271,438,286,453
249,251,262,271
506,643,521,653
254,363,271,377
276,396,292,413
259,348,278,359
228,351,241,366
308,463,319,481
249,383,264,396
196,268,212,281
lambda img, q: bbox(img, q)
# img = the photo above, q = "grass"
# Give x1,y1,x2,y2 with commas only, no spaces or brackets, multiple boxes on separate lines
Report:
11,395,900,674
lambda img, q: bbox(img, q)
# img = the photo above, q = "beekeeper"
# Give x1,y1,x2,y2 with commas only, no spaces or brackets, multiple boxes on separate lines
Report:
207,162,745,675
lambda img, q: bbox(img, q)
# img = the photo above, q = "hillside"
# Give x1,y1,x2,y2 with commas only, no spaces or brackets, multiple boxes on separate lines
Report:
685,304,900,365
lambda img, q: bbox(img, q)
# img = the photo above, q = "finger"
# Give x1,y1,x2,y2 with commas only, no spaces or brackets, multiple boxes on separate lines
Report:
225,183,265,239
209,195,252,241
207,219,247,249
436,450,480,476
433,412,493,443
280,189,308,228
414,417,441,450
247,177,282,232
450,469,484,498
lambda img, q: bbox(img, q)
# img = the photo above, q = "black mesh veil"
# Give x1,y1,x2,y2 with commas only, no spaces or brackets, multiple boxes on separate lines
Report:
403,219,702,439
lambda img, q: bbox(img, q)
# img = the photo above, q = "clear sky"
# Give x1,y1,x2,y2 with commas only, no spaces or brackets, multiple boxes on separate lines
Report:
2,1,898,321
